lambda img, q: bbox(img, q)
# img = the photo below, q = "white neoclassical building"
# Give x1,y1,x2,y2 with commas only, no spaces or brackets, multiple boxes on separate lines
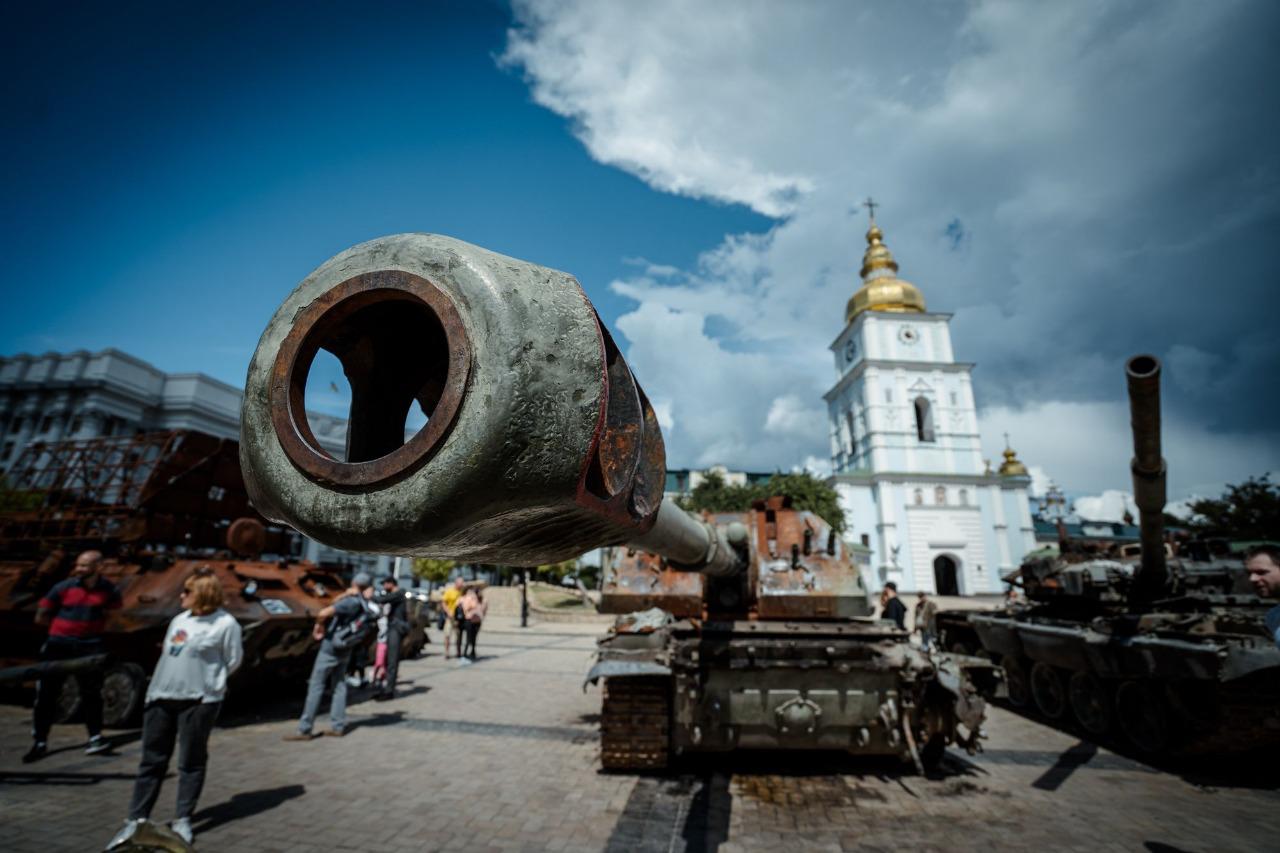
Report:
825,215,1035,595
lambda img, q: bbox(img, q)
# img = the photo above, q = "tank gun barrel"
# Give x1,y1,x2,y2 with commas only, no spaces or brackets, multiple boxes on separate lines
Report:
627,499,747,577
239,234,741,574
1125,354,1168,602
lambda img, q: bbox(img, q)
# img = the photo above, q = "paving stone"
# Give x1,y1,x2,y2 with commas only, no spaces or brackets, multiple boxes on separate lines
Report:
1,615,1278,851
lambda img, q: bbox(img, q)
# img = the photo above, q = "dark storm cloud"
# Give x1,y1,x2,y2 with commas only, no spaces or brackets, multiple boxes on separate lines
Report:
505,0,1280,492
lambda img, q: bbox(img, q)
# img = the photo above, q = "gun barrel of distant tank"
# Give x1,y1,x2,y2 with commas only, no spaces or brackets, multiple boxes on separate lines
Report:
626,498,747,577
239,234,671,566
1125,354,1168,600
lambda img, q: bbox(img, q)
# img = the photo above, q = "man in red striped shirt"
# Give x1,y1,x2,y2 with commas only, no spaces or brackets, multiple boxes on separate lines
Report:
23,550,122,763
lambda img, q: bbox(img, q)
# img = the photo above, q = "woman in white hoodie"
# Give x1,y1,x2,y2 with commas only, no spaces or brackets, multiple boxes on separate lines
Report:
107,567,243,849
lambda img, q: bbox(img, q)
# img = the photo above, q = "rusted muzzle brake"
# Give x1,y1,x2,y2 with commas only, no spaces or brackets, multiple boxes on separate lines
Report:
239,233,740,573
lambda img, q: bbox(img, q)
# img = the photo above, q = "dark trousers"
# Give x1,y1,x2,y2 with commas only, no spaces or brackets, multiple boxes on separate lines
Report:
463,621,481,659
384,627,403,690
128,699,221,820
455,619,466,657
32,638,105,743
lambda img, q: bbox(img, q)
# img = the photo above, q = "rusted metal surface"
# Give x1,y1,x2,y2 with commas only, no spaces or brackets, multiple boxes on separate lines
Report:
237,234,1002,771
269,269,471,489
0,429,348,725
240,234,665,564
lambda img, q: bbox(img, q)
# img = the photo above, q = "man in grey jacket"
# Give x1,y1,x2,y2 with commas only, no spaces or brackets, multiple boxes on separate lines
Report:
285,572,373,740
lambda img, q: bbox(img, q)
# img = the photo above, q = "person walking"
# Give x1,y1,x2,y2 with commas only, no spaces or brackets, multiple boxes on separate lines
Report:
373,575,410,700
285,572,374,741
914,591,939,651
440,578,463,660
461,587,487,661
879,582,907,631
105,568,242,849
25,549,121,764
371,598,389,691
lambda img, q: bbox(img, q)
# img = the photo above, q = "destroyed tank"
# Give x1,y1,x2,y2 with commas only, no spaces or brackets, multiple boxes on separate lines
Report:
0,430,349,725
237,232,1003,772
955,356,1280,755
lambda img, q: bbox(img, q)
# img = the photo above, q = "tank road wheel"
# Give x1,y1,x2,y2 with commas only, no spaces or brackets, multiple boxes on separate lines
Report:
1068,672,1113,736
1002,657,1032,709
1116,680,1171,755
54,677,82,724
600,677,671,771
102,663,146,728
1030,663,1068,720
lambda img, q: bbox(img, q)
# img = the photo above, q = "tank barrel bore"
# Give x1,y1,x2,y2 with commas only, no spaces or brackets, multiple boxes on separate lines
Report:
1125,354,1168,601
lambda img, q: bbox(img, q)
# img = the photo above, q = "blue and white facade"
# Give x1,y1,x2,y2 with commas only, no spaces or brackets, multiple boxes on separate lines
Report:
823,228,1035,594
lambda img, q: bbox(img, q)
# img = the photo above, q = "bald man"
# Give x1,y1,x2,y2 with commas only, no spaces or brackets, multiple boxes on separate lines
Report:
24,550,121,763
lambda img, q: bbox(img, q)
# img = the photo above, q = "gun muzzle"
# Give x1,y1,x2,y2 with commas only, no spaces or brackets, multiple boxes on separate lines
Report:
240,234,665,565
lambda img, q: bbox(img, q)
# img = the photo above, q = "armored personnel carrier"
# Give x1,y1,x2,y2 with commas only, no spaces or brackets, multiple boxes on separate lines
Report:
237,232,1003,772
954,356,1280,755
0,430,348,725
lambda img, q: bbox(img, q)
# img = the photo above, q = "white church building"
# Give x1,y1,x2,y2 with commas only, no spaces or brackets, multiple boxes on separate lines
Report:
825,213,1035,595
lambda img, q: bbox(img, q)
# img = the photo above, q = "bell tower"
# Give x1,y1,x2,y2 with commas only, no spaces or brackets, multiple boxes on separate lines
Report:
824,203,1034,594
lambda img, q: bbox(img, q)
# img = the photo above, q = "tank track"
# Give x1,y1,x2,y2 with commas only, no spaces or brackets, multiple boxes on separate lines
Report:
600,676,671,770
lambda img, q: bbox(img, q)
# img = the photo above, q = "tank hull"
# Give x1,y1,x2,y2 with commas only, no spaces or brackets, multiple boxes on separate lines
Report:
591,618,1000,770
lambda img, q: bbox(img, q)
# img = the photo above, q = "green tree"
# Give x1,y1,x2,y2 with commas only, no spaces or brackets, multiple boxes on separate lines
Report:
1180,474,1280,539
677,469,845,533
763,472,846,533
412,557,455,587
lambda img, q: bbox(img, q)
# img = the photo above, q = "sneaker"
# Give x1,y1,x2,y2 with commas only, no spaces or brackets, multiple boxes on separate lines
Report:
85,735,112,755
323,728,346,737
170,817,193,844
21,742,47,764
105,819,140,850
282,732,317,741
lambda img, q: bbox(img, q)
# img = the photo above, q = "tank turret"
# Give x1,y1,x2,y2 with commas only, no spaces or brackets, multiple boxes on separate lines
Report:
239,234,1003,771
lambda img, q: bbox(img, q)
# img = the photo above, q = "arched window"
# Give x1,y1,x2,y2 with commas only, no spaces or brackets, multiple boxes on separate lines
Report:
913,488,923,506
935,486,946,505
846,411,857,454
959,488,969,506
914,396,936,442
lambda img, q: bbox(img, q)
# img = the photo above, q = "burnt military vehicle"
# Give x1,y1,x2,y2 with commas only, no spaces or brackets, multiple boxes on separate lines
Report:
0,430,349,725
237,232,1002,772
959,356,1280,755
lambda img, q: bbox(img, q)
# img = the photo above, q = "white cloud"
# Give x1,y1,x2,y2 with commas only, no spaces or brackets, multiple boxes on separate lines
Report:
977,400,1279,499
1074,490,1138,524
504,0,1280,499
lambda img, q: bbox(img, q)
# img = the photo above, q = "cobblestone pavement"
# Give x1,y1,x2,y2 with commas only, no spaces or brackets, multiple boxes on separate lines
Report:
2,615,1277,852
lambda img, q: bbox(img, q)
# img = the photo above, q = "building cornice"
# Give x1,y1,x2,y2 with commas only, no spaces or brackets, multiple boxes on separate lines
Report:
828,310,956,352
829,470,1031,490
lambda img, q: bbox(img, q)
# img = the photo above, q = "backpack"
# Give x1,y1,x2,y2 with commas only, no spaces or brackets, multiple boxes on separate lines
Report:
329,596,378,652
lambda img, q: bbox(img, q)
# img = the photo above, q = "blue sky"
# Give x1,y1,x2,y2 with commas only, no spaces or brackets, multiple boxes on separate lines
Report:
3,1,1277,505
0,0,766,388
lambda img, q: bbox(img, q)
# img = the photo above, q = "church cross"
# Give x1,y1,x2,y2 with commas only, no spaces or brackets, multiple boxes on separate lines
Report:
862,197,879,222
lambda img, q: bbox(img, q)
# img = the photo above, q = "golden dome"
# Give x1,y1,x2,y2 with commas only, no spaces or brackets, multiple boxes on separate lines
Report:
845,219,926,322
998,445,1028,477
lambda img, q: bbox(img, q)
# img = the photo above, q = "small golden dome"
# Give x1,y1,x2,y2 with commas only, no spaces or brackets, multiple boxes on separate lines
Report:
846,217,926,323
999,445,1028,477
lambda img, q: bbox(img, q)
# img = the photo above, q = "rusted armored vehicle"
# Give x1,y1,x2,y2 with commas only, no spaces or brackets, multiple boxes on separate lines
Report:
954,356,1280,755
0,430,348,725
237,233,1002,772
